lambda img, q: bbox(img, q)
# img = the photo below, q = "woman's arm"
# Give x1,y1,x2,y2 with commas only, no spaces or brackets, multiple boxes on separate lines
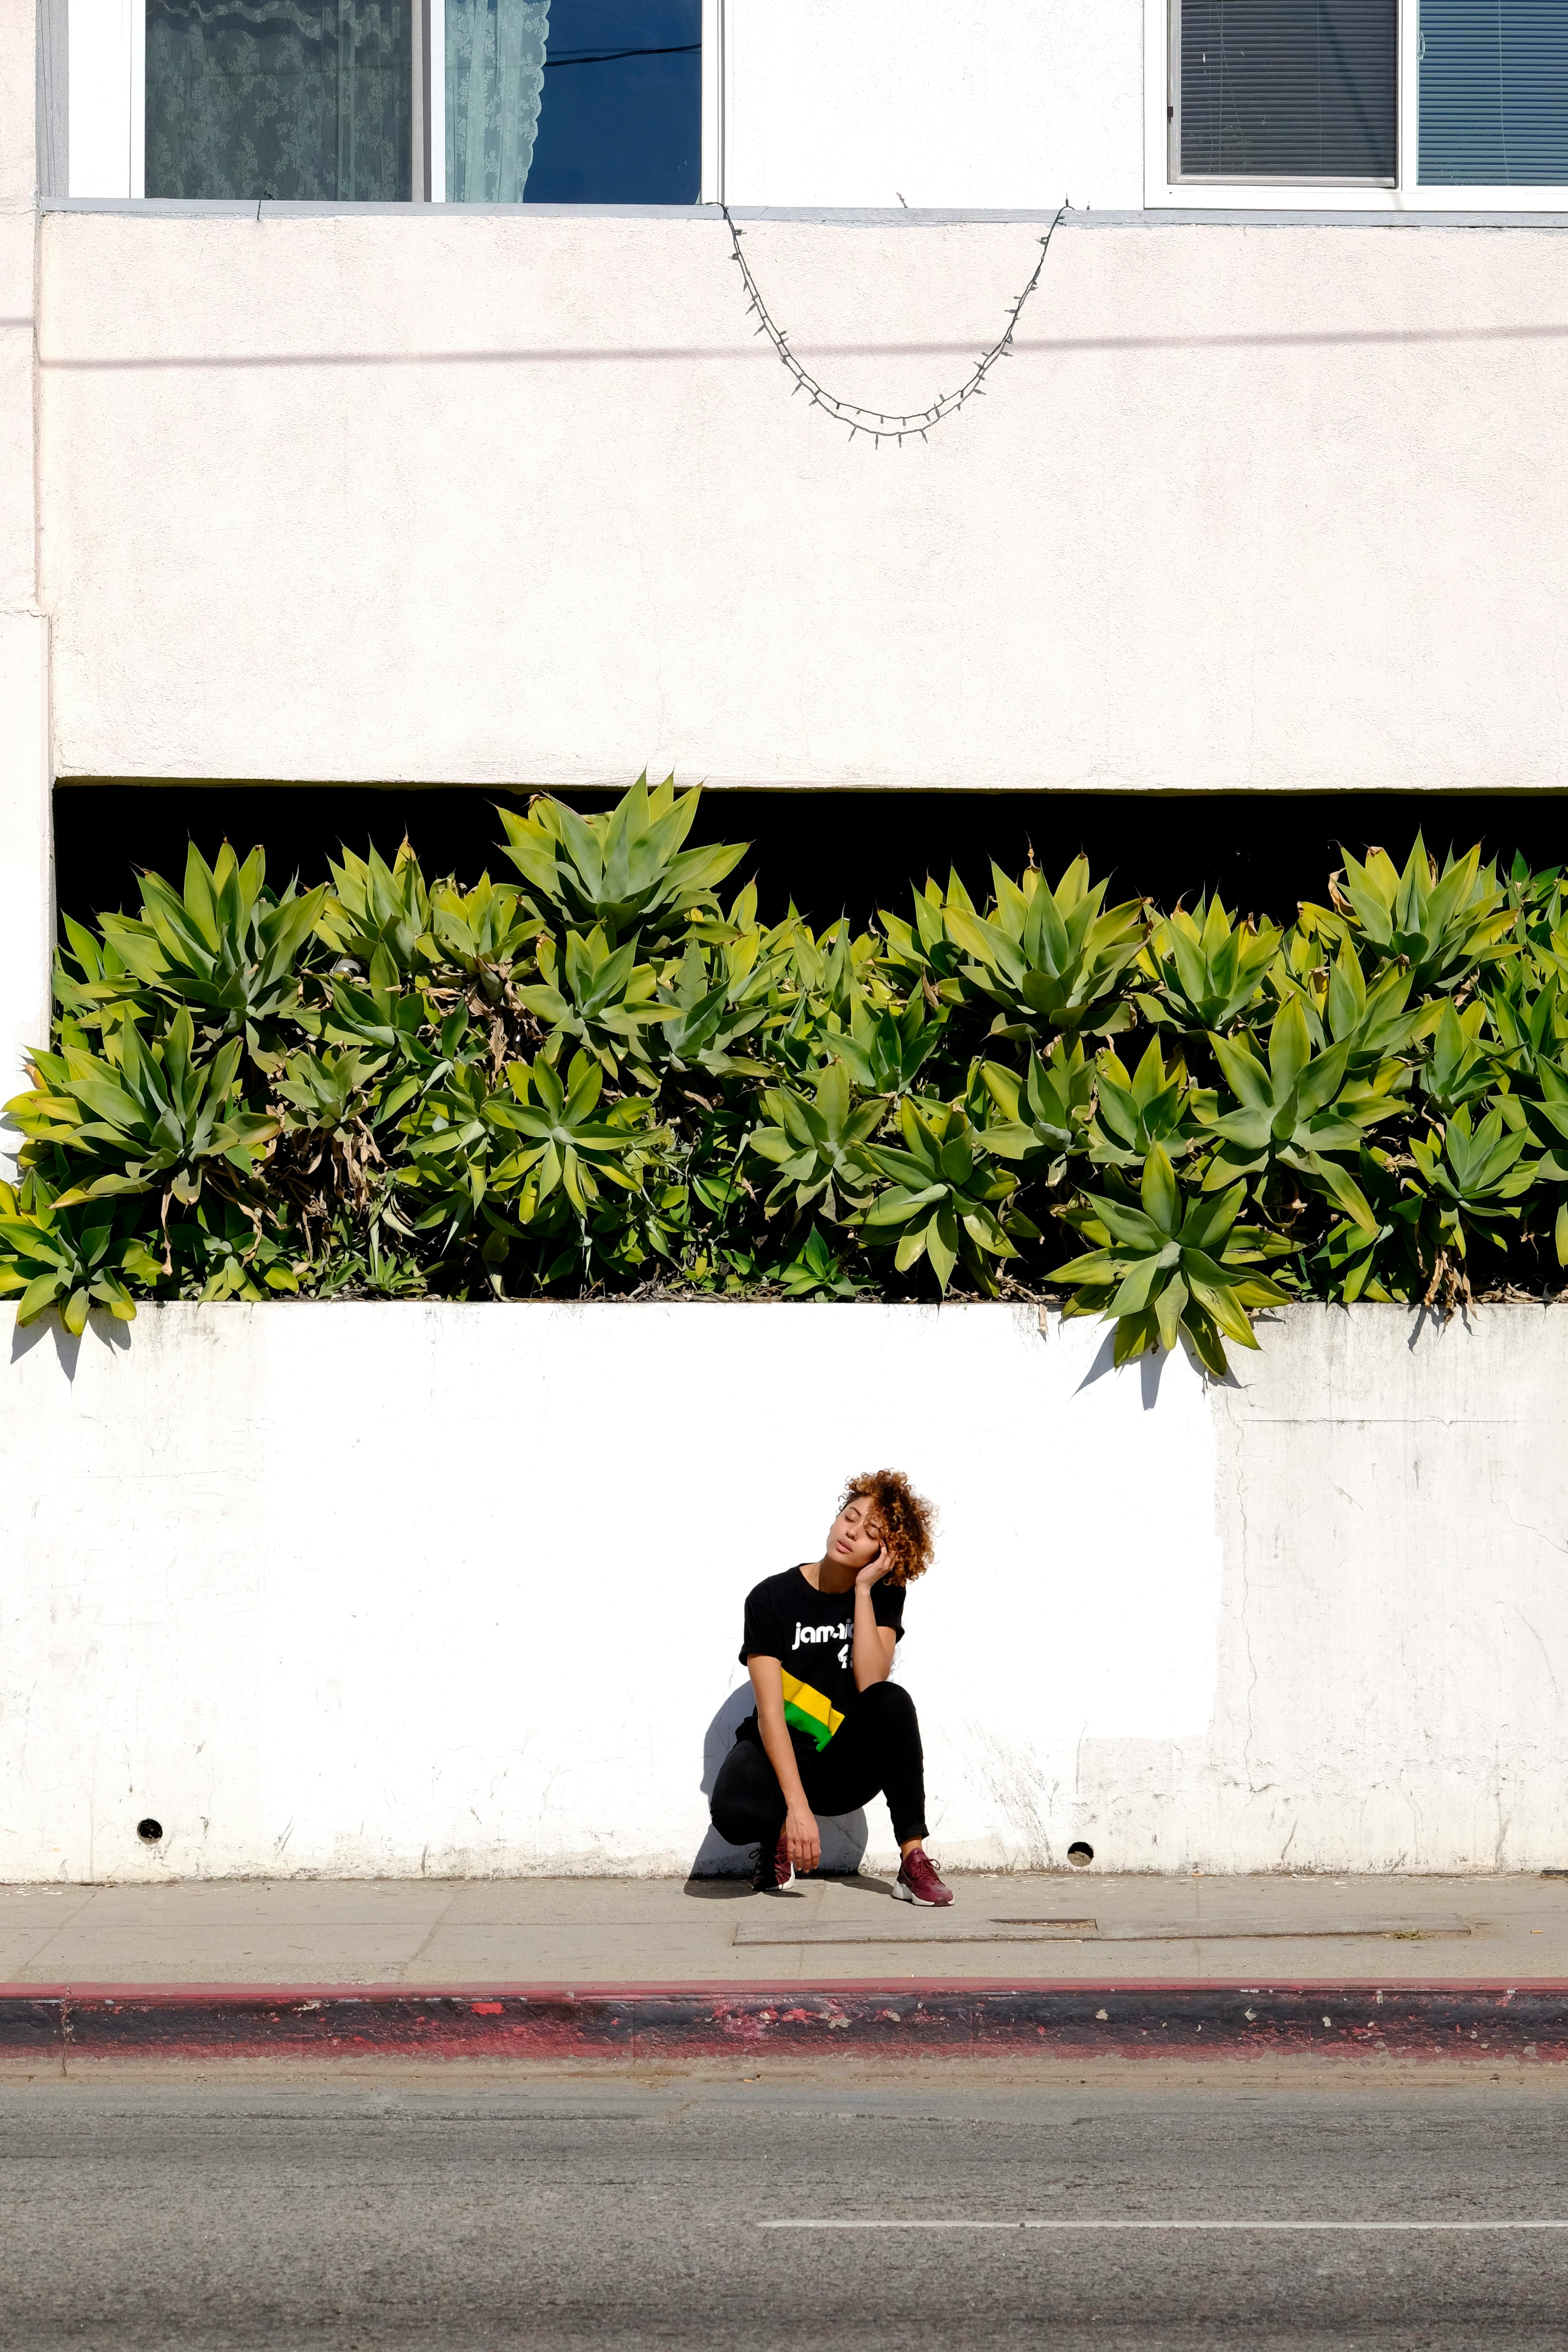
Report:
852,1546,898,1691
748,1655,821,1873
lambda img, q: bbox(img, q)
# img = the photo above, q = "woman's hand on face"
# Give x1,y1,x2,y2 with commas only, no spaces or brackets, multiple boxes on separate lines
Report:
784,1803,820,1874
855,1541,891,1592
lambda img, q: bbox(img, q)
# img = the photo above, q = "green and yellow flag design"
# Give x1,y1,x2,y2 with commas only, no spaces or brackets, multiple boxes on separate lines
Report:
781,1670,845,1753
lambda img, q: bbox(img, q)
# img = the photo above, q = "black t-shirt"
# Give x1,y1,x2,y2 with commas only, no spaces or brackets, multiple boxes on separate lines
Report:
736,1566,906,1753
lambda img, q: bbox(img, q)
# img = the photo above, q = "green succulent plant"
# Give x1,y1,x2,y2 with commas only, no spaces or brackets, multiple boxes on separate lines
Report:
91,843,327,1071
16,786,1568,1337
1394,1105,1540,1300
747,1060,883,1223
515,926,665,1077
1083,1038,1209,1173
1308,837,1518,995
861,1099,1033,1295
920,860,1147,1042
0,1172,164,1330
980,1038,1095,1183
1137,897,1282,1033
1199,997,1404,1188
1053,1146,1294,1374
496,775,747,952
9,1010,279,1211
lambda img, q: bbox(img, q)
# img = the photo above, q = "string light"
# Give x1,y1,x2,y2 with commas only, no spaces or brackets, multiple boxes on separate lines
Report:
722,202,1068,445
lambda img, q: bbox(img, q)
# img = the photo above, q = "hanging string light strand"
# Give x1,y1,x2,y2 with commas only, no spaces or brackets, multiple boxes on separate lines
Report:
721,202,1069,445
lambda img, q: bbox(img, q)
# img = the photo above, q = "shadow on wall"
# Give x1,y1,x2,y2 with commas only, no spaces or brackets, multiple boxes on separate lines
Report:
686,1683,869,1879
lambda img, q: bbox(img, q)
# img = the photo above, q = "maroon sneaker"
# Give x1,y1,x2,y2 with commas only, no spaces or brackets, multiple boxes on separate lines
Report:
752,1830,795,1893
894,1848,953,1907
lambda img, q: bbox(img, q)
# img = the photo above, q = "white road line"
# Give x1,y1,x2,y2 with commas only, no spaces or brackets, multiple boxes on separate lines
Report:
758,2219,1568,2232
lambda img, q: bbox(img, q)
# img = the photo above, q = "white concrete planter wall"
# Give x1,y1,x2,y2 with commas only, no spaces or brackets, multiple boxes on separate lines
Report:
3,1300,1565,1882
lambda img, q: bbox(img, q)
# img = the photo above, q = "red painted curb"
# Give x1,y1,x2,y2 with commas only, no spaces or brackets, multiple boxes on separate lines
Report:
0,1983,1563,2064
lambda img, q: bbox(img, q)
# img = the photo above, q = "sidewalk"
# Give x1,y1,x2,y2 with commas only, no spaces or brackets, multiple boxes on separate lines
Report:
3,1871,1566,1987
2,1873,1564,2066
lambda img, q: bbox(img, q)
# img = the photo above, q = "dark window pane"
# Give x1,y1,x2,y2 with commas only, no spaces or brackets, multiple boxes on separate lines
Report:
1180,0,1397,180
147,0,412,200
1421,0,1568,184
526,0,700,203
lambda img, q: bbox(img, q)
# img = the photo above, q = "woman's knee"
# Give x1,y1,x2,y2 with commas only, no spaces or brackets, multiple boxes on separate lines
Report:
858,1678,916,1724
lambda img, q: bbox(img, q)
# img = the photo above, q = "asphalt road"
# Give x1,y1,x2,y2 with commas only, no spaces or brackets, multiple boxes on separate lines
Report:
2,2072,1567,2348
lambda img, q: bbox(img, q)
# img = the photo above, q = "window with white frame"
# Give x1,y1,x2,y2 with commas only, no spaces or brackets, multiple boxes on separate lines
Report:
1419,0,1568,184
1173,0,1398,184
69,0,702,203
1155,0,1568,204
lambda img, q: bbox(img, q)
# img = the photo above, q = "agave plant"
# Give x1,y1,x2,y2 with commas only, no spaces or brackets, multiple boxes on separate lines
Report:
1311,1154,1403,1304
747,1060,883,1222
490,1053,662,1220
653,940,778,1078
777,1222,863,1299
822,990,945,1101
919,860,1147,1042
1136,896,1281,1033
1083,1038,1209,1173
1053,1145,1294,1374
1416,999,1494,1117
515,926,666,1077
1199,997,1404,1189
980,1038,1095,1184
1311,837,1518,995
24,800,1568,1337
318,841,432,977
0,1172,164,1331
1394,1106,1540,1301
273,1044,404,1216
1302,938,1430,1069
496,775,747,952
94,843,327,1070
861,1099,1032,1295
9,1010,280,1216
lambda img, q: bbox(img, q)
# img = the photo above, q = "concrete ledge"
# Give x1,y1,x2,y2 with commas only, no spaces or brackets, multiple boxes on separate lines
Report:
5,1984,1565,2066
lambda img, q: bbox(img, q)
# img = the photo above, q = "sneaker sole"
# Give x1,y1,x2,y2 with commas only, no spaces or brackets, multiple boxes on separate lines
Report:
892,1876,951,1908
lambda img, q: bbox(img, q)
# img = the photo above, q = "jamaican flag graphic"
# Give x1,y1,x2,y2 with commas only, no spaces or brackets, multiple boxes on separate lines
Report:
781,1670,845,1753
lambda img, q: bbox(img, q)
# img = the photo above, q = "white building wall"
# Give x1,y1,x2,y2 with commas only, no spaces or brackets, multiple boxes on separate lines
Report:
38,208,1568,798
0,6,49,1148
3,1302,1565,1884
724,0,1144,211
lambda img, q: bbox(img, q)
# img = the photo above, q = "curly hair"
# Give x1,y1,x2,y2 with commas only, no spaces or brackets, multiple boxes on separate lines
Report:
841,1469,936,1588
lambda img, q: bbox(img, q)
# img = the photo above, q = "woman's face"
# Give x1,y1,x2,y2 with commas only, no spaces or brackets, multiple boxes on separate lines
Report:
825,1493,884,1573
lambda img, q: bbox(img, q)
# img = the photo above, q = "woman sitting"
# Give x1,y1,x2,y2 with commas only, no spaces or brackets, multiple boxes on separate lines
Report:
709,1469,953,1906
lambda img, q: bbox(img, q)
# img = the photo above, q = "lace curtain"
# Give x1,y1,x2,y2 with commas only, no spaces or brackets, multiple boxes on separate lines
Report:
146,0,413,200
446,0,551,202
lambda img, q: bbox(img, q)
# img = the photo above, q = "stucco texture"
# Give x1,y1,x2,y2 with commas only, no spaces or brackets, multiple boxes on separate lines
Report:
35,210,1568,796
2,1300,1564,1882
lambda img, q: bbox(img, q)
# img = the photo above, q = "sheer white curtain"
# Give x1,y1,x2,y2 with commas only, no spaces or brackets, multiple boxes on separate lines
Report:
146,0,413,200
447,0,551,201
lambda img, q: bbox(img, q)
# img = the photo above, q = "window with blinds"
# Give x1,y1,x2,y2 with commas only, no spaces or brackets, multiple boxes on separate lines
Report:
1176,0,1399,181
1420,1,1568,184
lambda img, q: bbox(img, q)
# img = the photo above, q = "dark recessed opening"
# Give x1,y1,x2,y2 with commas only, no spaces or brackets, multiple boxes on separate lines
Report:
1066,1841,1094,1868
49,784,1568,939
135,1817,164,1844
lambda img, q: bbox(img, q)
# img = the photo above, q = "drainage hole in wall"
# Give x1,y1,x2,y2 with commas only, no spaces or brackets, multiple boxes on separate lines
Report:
136,1818,164,1844
1066,1842,1095,1868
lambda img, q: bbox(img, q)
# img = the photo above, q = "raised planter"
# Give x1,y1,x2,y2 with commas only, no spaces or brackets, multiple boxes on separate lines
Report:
3,1300,1566,1881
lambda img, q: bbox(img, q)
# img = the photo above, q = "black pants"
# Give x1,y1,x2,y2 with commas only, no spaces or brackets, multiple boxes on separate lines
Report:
710,1680,929,1849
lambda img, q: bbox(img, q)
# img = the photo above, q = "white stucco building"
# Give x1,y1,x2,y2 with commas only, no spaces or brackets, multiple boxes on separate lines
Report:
6,0,1568,1111
3,4,1568,1880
